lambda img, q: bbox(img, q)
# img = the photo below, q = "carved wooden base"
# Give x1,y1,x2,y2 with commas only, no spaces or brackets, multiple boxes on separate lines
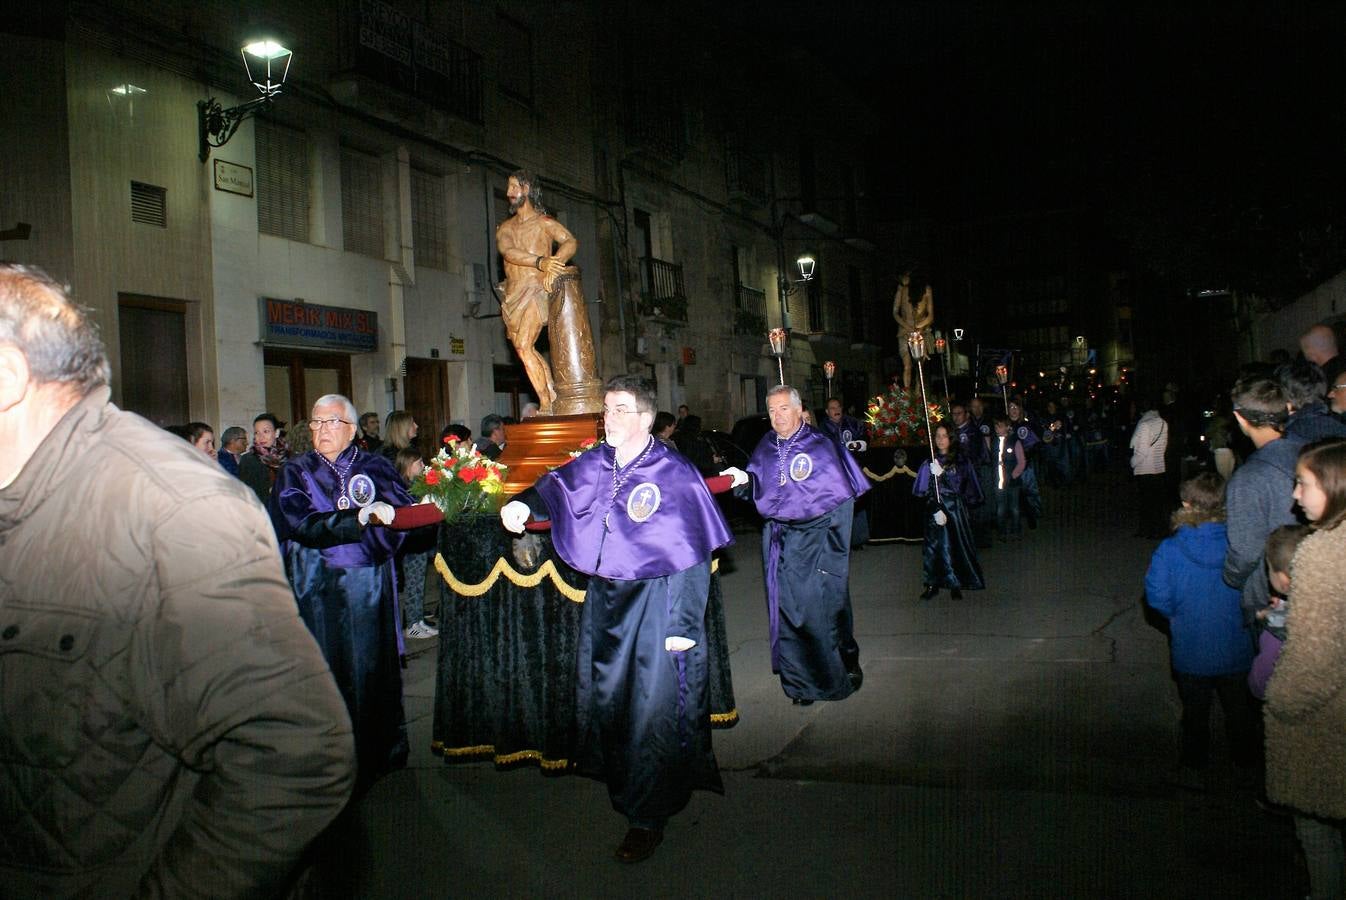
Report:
498,414,603,498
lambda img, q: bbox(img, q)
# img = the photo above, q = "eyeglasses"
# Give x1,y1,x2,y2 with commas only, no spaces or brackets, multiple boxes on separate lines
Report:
308,418,352,431
1332,384,1346,392
602,406,642,417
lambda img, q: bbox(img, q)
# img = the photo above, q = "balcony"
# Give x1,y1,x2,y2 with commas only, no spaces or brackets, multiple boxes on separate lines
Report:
339,12,483,124
726,149,768,208
625,86,686,161
733,284,767,335
807,288,852,339
638,257,688,321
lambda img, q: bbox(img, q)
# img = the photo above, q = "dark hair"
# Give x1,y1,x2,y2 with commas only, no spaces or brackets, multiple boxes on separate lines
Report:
652,411,676,434
480,413,504,436
1297,437,1346,531
394,446,423,481
359,411,380,428
1229,375,1288,430
1275,359,1327,410
253,412,283,430
0,263,110,392
508,169,547,215
164,423,190,439
1170,471,1225,530
991,413,1011,427
442,423,471,444
604,374,656,414
932,421,962,465
185,421,214,444
1265,524,1311,574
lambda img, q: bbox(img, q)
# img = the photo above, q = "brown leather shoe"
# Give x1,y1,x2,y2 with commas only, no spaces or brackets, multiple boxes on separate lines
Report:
615,827,663,863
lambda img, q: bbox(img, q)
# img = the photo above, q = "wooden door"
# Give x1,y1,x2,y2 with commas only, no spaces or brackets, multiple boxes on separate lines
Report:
404,357,449,452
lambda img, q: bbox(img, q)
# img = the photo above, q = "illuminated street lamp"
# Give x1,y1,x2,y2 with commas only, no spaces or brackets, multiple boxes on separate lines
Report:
198,38,294,162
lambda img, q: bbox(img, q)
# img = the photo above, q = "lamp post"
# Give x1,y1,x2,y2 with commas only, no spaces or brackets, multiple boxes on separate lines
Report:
198,38,293,162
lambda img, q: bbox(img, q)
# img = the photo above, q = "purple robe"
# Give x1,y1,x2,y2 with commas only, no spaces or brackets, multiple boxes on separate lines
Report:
746,423,866,701
268,447,414,787
531,438,733,824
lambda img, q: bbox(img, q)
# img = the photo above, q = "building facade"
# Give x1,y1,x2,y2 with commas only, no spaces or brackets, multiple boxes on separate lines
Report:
3,1,883,440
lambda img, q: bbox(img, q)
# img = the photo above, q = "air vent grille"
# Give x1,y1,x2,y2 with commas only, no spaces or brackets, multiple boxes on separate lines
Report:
130,181,166,227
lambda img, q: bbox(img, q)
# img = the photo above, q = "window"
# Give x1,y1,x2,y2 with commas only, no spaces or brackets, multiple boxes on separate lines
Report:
411,168,448,270
256,121,309,242
341,147,385,258
497,12,533,105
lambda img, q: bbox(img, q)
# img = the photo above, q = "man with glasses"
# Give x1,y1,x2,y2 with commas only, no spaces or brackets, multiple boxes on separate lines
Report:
268,394,419,791
1330,378,1346,421
722,384,868,706
501,375,733,864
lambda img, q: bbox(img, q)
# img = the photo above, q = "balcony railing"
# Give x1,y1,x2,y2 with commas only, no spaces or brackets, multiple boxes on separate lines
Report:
726,149,768,207
638,257,687,321
807,288,852,338
733,284,767,335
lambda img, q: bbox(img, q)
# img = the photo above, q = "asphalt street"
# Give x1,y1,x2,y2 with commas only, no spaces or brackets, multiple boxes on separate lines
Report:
337,468,1298,899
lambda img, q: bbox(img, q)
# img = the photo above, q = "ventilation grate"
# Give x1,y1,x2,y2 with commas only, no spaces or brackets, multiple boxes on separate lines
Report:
131,181,167,227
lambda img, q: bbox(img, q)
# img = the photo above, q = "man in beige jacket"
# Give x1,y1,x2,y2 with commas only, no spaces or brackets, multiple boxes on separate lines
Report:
0,264,355,898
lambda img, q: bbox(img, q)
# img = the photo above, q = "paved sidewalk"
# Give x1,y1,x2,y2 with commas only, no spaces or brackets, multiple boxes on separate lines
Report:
342,470,1296,898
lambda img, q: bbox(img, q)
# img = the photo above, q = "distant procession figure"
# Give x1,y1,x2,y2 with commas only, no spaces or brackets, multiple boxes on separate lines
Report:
494,170,602,416
893,272,934,391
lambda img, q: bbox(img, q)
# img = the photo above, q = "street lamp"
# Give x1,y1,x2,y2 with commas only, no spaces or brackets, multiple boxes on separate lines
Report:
775,253,815,332
198,38,293,162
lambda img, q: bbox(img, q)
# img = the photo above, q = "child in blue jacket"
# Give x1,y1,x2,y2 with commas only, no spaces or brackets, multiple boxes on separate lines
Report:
1144,472,1257,784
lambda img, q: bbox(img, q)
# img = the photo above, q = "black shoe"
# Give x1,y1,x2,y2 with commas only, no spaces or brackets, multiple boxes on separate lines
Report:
791,697,815,706
615,827,663,863
950,589,963,600
848,665,864,692
919,586,939,600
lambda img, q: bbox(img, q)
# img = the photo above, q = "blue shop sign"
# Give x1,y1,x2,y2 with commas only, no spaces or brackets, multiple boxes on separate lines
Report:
260,298,379,353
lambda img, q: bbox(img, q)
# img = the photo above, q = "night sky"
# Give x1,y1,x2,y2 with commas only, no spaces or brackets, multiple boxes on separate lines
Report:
725,0,1346,300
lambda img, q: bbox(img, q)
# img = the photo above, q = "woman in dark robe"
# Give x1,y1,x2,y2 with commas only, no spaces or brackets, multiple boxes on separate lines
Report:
913,421,986,600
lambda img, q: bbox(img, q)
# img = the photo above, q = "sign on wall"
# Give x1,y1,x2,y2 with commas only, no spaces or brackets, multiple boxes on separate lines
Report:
259,298,379,353
213,160,254,197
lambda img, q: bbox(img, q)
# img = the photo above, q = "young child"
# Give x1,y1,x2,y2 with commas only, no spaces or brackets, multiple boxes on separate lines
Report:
990,414,1026,540
395,446,439,640
1248,524,1309,700
1144,471,1257,785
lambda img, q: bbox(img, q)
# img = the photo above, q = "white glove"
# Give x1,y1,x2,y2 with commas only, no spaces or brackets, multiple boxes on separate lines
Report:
500,500,530,534
929,459,944,477
359,502,396,526
846,440,868,452
933,509,947,527
721,466,749,488
665,636,696,652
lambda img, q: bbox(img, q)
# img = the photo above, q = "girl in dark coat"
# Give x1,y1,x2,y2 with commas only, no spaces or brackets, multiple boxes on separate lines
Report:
913,422,986,599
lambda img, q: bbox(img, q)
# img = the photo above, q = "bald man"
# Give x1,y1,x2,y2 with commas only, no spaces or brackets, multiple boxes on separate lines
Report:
1299,324,1343,394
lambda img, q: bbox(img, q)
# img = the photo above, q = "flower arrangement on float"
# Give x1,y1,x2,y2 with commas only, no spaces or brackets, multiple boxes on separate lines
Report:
408,435,508,522
864,386,947,445
568,437,599,459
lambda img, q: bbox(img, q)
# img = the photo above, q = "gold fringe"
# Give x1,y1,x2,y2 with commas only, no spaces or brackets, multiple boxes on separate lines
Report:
862,465,917,482
710,709,739,725
434,552,721,602
434,553,587,602
431,740,570,770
